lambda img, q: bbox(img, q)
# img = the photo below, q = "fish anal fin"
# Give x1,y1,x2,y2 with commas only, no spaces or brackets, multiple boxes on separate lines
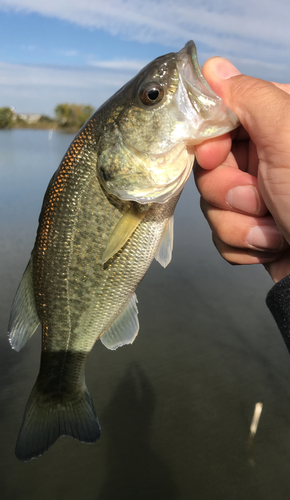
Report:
100,293,139,350
155,215,174,268
8,258,40,352
102,205,147,265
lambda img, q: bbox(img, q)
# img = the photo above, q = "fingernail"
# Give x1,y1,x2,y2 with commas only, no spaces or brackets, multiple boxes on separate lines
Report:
226,186,260,214
210,57,241,80
246,226,283,250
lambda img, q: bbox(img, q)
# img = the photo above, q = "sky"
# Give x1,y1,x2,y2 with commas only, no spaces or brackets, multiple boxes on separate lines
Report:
0,0,289,115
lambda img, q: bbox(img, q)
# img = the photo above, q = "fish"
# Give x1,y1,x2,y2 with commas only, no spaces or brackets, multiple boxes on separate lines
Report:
8,41,239,461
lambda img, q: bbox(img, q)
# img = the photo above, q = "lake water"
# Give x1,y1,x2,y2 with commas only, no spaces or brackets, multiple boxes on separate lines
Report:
1,129,290,499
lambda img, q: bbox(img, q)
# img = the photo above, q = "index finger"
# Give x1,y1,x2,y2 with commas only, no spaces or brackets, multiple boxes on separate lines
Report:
194,152,268,217
195,132,232,170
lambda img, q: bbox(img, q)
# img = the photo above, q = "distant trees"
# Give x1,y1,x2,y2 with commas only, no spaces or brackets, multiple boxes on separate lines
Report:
0,107,14,129
54,104,94,130
0,103,95,132
37,115,56,126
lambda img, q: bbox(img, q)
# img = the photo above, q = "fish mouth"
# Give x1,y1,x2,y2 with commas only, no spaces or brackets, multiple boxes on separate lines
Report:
177,41,218,101
175,40,239,142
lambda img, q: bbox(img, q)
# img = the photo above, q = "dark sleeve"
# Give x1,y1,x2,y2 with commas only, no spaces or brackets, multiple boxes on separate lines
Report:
266,274,290,353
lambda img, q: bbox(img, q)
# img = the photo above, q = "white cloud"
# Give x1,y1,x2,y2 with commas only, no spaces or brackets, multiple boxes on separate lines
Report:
0,0,289,64
0,61,132,89
88,59,147,71
57,49,79,58
0,60,138,114
20,44,37,51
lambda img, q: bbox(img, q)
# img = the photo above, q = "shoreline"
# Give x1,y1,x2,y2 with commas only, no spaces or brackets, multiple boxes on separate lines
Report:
2,124,80,134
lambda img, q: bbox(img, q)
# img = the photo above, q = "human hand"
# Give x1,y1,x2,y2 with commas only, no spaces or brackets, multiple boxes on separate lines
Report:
194,57,290,283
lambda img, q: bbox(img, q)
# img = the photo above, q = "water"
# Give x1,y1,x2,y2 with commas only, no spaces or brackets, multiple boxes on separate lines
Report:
1,130,290,499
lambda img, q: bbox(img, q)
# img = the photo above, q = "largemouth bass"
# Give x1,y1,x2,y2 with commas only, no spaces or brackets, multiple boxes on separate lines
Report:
8,41,238,461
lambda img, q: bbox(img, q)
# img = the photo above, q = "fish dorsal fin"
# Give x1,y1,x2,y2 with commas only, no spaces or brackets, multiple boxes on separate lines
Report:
100,293,139,350
8,258,40,352
102,205,147,265
155,215,174,268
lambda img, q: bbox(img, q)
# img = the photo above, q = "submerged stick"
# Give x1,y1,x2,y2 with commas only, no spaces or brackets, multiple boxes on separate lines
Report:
250,402,263,436
247,402,263,466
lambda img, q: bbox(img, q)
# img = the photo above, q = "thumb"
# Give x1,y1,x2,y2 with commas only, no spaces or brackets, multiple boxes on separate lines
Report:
203,57,290,241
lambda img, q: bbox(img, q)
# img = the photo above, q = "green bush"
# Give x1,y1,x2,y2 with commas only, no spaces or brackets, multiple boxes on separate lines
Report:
54,104,94,130
0,107,14,129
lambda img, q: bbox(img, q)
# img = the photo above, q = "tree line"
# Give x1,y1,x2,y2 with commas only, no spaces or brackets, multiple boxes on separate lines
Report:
0,104,95,132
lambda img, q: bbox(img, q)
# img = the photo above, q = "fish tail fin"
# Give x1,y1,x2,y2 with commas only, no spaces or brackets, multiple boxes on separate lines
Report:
15,381,101,461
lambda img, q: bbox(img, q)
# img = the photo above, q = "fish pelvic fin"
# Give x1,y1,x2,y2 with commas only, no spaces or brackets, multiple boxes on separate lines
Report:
8,258,40,351
15,380,101,461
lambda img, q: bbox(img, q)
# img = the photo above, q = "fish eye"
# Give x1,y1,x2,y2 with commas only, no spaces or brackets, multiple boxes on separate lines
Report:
140,83,164,106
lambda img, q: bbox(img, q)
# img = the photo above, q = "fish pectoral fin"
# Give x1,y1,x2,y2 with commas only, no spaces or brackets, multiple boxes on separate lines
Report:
100,293,139,350
8,258,40,352
102,205,147,265
154,215,174,268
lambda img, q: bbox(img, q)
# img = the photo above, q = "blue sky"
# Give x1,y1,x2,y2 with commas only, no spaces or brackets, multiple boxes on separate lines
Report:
0,0,289,115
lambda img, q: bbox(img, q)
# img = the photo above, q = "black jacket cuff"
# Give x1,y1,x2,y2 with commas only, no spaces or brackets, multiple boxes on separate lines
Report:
266,274,290,353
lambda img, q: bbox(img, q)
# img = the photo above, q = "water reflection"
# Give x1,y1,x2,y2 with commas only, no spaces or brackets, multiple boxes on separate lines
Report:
2,131,290,498
98,363,178,499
